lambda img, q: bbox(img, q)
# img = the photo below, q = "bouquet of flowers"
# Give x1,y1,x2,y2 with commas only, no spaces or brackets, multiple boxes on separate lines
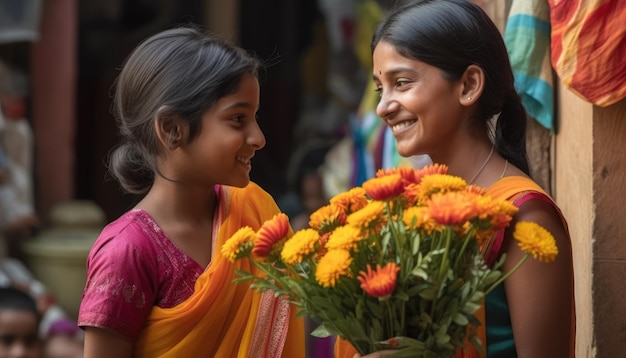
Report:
222,164,558,357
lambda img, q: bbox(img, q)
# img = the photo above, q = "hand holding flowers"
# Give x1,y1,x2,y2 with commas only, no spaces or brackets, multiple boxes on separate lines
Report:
222,164,558,357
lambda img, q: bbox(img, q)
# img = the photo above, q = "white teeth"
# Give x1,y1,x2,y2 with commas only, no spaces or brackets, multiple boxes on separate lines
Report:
391,121,415,132
237,156,250,164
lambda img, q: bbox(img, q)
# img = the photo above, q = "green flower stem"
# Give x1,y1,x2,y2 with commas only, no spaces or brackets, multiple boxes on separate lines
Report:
453,229,475,270
485,253,530,295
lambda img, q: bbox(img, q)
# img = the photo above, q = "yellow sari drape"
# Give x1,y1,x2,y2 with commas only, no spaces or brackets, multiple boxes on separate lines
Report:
335,176,574,358
133,182,304,357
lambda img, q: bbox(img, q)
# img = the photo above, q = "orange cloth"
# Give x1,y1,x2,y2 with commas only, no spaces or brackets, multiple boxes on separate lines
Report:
133,182,304,358
336,176,574,358
549,0,626,106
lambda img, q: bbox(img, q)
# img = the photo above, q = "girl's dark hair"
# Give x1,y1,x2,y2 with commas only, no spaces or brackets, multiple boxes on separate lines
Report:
109,26,264,195
372,0,530,175
0,287,40,320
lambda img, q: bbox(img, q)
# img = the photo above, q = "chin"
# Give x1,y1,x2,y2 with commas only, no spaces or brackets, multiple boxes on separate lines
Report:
228,177,251,188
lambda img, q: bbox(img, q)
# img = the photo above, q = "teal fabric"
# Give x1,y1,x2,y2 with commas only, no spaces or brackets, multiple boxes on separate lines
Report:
503,0,554,131
485,284,517,357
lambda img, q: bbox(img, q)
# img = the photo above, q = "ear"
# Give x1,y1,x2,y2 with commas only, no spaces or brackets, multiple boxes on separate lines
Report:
154,106,186,150
459,65,485,106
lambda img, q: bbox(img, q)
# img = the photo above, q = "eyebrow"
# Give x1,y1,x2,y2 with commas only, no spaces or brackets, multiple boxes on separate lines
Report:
222,101,259,111
372,67,418,81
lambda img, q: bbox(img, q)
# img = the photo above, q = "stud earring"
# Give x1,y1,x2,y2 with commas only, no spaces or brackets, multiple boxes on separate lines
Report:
467,97,472,101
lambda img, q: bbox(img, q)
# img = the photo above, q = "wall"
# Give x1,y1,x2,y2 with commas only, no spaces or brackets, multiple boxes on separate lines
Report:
555,84,595,356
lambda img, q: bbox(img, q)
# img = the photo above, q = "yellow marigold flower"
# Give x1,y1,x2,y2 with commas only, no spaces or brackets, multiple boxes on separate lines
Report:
358,263,400,299
309,204,346,233
513,221,558,263
326,225,363,251
221,226,256,262
281,228,320,265
315,249,352,288
254,213,290,258
402,206,431,230
362,174,405,201
427,192,475,226
330,187,369,213
413,164,449,183
418,174,467,201
347,200,385,228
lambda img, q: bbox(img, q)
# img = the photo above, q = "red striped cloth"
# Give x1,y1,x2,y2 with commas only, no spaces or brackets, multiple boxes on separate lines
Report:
549,0,626,106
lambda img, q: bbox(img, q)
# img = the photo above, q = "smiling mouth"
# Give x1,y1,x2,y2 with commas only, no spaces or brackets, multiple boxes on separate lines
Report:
391,120,416,133
236,155,251,165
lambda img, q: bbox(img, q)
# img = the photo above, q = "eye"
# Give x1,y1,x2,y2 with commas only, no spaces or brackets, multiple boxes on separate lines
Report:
231,115,245,124
395,79,410,89
374,86,382,98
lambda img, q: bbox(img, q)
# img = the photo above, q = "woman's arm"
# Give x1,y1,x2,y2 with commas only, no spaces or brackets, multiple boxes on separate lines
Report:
501,198,574,358
83,327,134,358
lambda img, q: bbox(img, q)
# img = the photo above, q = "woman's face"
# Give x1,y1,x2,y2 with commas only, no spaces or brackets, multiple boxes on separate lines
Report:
173,74,266,188
372,40,465,158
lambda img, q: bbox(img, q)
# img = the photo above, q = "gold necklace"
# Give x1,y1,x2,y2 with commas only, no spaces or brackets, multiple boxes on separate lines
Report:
468,145,494,184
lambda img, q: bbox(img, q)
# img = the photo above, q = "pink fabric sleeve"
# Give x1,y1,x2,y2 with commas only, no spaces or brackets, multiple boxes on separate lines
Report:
77,215,159,340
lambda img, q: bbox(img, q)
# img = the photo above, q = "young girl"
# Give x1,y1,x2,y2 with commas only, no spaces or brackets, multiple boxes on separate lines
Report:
338,0,574,357
77,26,304,357
0,287,42,358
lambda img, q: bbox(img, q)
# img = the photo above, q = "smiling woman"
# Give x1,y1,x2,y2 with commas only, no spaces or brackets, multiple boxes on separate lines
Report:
76,26,304,358
337,1,575,357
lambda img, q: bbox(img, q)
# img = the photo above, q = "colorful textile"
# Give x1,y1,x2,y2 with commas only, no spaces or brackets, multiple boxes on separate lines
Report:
504,0,554,130
79,183,304,357
549,0,626,106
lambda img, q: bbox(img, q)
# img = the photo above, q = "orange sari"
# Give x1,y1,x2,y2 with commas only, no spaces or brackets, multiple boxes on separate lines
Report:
335,176,574,358
133,182,304,357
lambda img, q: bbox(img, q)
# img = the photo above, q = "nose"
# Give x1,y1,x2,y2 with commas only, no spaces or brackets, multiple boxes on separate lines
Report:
376,91,398,120
248,121,266,150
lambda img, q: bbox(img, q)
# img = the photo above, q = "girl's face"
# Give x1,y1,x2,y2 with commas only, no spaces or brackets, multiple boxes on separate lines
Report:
0,309,41,358
372,40,465,158
175,74,265,188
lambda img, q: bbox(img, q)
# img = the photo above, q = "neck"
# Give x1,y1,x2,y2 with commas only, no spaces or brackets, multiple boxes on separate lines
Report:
468,144,494,184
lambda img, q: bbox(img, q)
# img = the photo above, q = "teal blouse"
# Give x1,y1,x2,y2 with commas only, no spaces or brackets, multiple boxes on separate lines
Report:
485,284,516,357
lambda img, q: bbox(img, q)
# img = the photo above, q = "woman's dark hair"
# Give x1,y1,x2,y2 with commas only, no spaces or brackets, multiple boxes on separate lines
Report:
109,26,264,195
372,0,530,175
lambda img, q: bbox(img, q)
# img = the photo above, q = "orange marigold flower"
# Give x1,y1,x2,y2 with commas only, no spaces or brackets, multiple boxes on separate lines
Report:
330,187,369,214
427,192,475,226
362,174,405,201
254,213,290,257
513,221,559,263
347,200,385,228
376,166,419,185
315,249,352,288
221,226,256,262
465,184,486,195
326,225,363,251
281,228,320,265
357,262,400,299
403,183,420,206
309,204,346,233
314,232,331,261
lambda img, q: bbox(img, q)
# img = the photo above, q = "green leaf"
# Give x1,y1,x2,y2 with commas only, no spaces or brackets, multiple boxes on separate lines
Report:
452,313,469,326
310,323,332,338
